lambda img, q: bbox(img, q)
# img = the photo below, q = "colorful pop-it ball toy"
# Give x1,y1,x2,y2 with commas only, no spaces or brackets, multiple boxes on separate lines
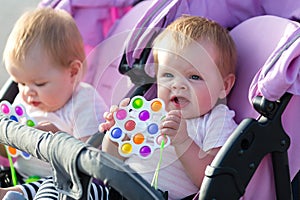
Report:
108,96,170,159
0,100,35,159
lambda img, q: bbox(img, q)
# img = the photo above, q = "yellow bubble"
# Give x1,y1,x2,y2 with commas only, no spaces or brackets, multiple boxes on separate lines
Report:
121,143,132,154
151,100,162,112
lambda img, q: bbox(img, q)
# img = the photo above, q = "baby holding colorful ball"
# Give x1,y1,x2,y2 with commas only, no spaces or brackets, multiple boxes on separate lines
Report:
99,15,238,199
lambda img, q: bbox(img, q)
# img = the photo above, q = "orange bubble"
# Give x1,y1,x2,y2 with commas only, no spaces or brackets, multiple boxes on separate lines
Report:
121,143,132,154
7,146,17,155
133,133,144,144
151,101,162,112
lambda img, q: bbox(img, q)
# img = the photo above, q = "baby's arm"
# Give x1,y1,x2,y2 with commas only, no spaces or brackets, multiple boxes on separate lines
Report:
161,110,219,188
174,138,220,188
35,122,60,133
99,98,130,161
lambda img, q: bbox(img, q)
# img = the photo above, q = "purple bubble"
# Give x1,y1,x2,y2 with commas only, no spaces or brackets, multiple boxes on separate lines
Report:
139,146,151,157
15,106,24,116
139,110,150,121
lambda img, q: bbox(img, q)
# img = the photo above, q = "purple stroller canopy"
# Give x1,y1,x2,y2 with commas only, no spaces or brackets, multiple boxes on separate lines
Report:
125,0,300,67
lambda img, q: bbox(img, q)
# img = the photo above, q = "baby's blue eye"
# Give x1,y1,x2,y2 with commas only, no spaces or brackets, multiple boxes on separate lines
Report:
190,75,201,80
163,73,173,78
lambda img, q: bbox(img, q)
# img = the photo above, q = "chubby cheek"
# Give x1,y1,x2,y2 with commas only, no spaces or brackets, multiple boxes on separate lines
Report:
39,87,71,109
17,87,26,101
193,86,214,116
40,93,68,112
157,85,170,105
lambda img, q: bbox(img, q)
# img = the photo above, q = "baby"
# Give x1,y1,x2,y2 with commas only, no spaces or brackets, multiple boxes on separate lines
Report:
0,7,107,198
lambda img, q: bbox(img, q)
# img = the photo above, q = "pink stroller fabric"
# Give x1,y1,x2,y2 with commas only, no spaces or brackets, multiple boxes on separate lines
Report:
83,0,154,106
227,15,300,199
125,0,300,68
39,0,134,50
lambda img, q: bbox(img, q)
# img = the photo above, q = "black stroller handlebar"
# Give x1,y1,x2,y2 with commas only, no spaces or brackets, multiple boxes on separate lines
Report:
77,146,164,200
0,114,164,200
0,93,293,200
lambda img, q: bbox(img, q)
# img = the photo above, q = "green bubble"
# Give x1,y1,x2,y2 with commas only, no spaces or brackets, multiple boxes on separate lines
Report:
26,119,35,127
132,98,143,109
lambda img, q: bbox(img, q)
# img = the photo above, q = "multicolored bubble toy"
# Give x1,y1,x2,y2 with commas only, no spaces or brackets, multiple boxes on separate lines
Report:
108,96,170,159
0,100,36,160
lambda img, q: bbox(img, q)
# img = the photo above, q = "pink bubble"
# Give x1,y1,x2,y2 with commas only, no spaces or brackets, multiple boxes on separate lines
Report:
1,103,10,114
157,135,168,145
116,109,127,120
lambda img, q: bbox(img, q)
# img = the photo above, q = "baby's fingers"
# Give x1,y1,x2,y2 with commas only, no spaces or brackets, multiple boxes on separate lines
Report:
109,105,119,113
99,121,115,132
161,120,180,130
164,111,181,124
119,98,130,107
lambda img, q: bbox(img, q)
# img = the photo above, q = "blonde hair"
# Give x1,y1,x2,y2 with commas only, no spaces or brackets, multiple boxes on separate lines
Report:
153,15,237,76
3,8,86,72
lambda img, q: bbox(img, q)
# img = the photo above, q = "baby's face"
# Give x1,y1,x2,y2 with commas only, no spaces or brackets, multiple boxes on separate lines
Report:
6,44,77,112
156,40,226,119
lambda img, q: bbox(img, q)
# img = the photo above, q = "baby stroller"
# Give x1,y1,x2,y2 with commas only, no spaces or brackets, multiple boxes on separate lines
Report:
1,0,300,199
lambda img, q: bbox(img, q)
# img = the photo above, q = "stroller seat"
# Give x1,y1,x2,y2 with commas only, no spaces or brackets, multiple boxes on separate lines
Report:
85,0,154,106
201,15,300,199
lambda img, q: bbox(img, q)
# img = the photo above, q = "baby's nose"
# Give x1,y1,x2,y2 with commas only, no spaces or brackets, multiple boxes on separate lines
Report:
171,80,187,90
23,85,36,96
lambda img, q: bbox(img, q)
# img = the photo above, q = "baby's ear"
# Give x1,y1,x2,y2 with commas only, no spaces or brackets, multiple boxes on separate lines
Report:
69,60,82,77
219,73,236,99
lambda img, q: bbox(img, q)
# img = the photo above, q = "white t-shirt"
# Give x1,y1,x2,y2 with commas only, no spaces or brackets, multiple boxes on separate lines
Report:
125,104,237,199
13,82,107,178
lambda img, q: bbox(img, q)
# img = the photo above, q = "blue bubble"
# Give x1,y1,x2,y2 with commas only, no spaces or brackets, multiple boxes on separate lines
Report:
22,151,31,159
10,115,18,122
147,123,158,134
111,127,123,139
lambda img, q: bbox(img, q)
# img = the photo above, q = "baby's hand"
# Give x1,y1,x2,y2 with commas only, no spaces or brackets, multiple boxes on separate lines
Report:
35,121,60,133
98,98,130,132
160,110,188,145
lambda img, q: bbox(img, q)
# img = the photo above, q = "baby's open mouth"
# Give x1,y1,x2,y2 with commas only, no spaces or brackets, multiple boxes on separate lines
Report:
171,96,189,108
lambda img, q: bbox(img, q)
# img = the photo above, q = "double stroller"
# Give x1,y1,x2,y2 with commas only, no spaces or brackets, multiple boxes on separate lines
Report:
1,0,300,199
